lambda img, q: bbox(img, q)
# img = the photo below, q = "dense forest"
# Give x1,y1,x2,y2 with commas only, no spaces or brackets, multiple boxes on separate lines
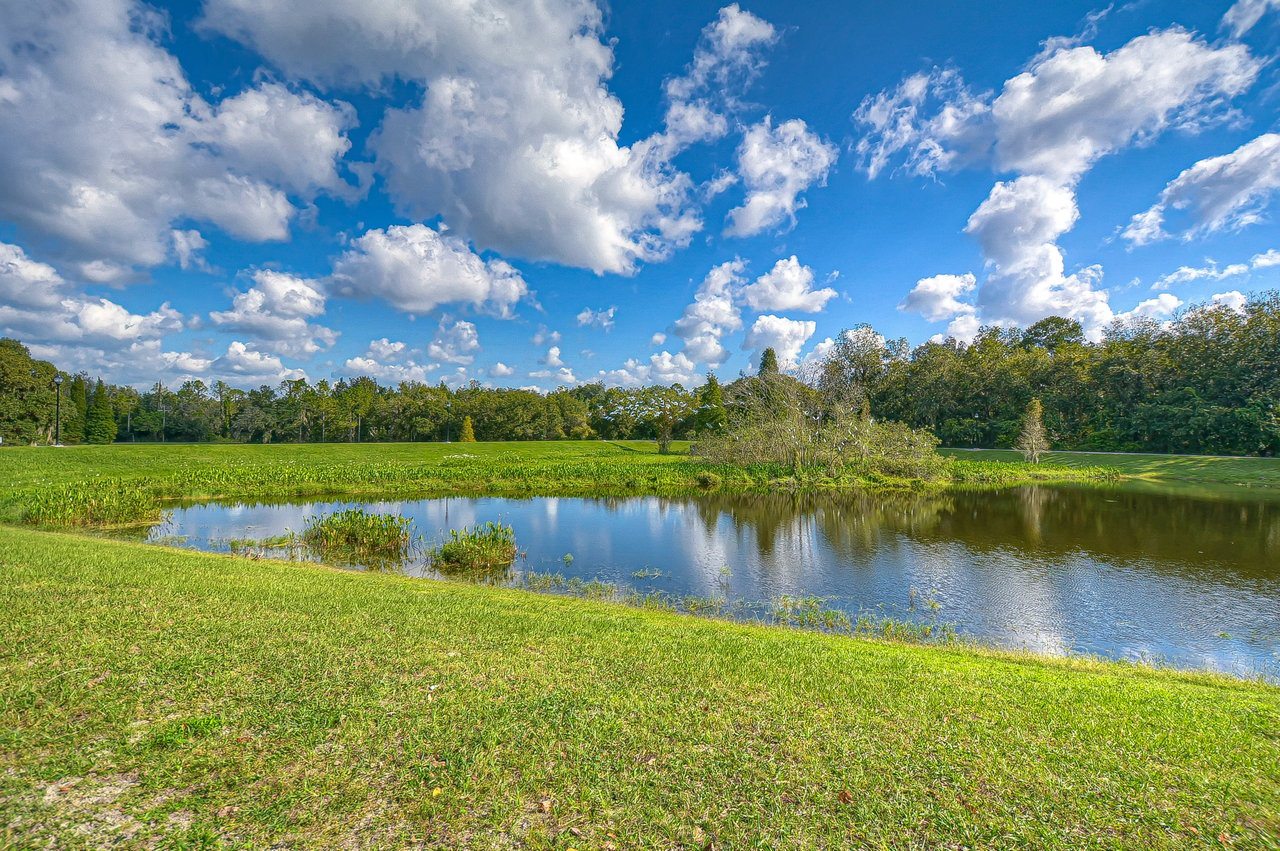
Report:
2,293,1278,455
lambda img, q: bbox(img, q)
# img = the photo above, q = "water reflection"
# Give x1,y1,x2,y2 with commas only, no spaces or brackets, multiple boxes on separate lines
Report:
140,484,1280,678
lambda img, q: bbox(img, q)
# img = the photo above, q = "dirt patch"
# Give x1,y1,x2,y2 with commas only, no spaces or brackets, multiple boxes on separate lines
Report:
24,773,145,845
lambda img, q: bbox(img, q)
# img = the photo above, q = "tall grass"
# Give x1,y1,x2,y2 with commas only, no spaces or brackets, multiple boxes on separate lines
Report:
300,509,411,559
2,443,1117,528
428,522,519,574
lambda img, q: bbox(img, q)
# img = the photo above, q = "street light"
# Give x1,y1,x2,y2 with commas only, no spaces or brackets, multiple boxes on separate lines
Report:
444,400,452,443
52,373,63,446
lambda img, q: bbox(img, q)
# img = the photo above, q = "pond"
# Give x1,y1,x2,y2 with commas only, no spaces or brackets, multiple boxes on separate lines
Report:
136,483,1280,678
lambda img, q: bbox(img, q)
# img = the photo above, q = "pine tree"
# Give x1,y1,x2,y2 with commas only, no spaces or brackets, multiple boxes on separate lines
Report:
758,347,779,376
1015,397,1049,463
695,373,727,434
85,380,118,445
63,374,88,444
459,415,476,442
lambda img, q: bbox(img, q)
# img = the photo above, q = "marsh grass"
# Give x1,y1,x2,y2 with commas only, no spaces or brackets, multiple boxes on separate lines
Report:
428,522,518,574
0,441,1118,528
300,509,412,560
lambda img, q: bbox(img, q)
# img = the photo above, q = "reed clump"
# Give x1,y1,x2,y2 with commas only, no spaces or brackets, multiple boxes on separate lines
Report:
300,509,412,559
429,522,518,573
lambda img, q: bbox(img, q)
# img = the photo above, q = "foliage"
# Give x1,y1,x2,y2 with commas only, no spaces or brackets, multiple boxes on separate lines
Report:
870,296,1280,456
458,414,476,442
697,371,947,480
5,292,1280,455
0,338,56,445
694,372,727,434
1016,397,1049,463
428,521,517,573
84,380,118,445
758,346,779,375
300,508,411,558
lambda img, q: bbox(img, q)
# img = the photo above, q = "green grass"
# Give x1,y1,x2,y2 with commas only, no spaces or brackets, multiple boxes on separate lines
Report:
1,528,1276,849
429,522,519,575
0,441,1112,528
301,508,412,559
943,448,1280,488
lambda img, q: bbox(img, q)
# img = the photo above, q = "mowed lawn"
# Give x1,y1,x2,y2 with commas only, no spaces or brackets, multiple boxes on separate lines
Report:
0,440,689,491
943,447,1280,489
1,529,1278,849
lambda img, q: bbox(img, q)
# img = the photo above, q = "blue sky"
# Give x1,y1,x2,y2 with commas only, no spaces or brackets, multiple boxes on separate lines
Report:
1,0,1279,388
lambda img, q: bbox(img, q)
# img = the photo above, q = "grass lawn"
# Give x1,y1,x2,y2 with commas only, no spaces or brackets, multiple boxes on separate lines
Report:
0,441,1109,527
942,448,1280,489
0,440,688,492
2,527,1277,849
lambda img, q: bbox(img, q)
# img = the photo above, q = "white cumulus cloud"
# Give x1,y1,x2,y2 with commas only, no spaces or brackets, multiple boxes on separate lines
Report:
742,314,816,368
725,117,837,238
576,306,617,331
209,270,338,357
859,28,1259,338
426,319,481,366
329,224,528,317
672,259,747,368
204,0,712,275
1123,134,1280,246
0,0,354,279
739,256,838,312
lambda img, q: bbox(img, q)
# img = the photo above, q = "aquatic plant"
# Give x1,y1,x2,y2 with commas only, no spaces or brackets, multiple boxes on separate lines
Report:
429,522,518,573
300,509,412,558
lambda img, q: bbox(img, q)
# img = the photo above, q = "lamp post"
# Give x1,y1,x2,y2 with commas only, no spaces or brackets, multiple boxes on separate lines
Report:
53,373,63,446
444,400,452,443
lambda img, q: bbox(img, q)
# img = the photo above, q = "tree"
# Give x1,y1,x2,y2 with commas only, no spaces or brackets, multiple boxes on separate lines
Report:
815,324,907,411
1016,397,1050,463
459,415,476,442
64,374,89,444
85,379,118,444
0,338,56,444
758,347,779,376
695,373,727,434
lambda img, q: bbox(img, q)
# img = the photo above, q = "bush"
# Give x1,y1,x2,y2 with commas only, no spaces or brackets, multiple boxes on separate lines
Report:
694,412,946,481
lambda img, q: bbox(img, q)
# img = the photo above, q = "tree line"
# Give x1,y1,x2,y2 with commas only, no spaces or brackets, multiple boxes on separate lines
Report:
1,291,1277,455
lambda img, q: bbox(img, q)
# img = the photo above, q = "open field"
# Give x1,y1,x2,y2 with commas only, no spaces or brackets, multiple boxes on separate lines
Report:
0,441,1111,527
3,442,1277,847
2,527,1277,849
943,448,1280,489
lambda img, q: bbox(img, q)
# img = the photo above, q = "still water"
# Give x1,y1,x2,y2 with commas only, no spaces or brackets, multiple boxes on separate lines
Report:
141,484,1280,678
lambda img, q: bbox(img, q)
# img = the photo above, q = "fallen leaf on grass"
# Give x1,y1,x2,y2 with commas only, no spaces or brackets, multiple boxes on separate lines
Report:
86,671,110,688
837,791,853,805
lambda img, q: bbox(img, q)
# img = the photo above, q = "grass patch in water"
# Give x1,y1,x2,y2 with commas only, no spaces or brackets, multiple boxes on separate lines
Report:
300,508,411,560
428,522,518,574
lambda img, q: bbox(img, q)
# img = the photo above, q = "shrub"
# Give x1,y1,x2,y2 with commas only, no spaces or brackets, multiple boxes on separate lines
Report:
694,411,946,481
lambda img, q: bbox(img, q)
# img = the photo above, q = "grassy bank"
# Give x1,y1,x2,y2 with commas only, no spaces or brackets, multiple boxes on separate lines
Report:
944,448,1280,489
1,527,1276,849
0,441,1111,527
